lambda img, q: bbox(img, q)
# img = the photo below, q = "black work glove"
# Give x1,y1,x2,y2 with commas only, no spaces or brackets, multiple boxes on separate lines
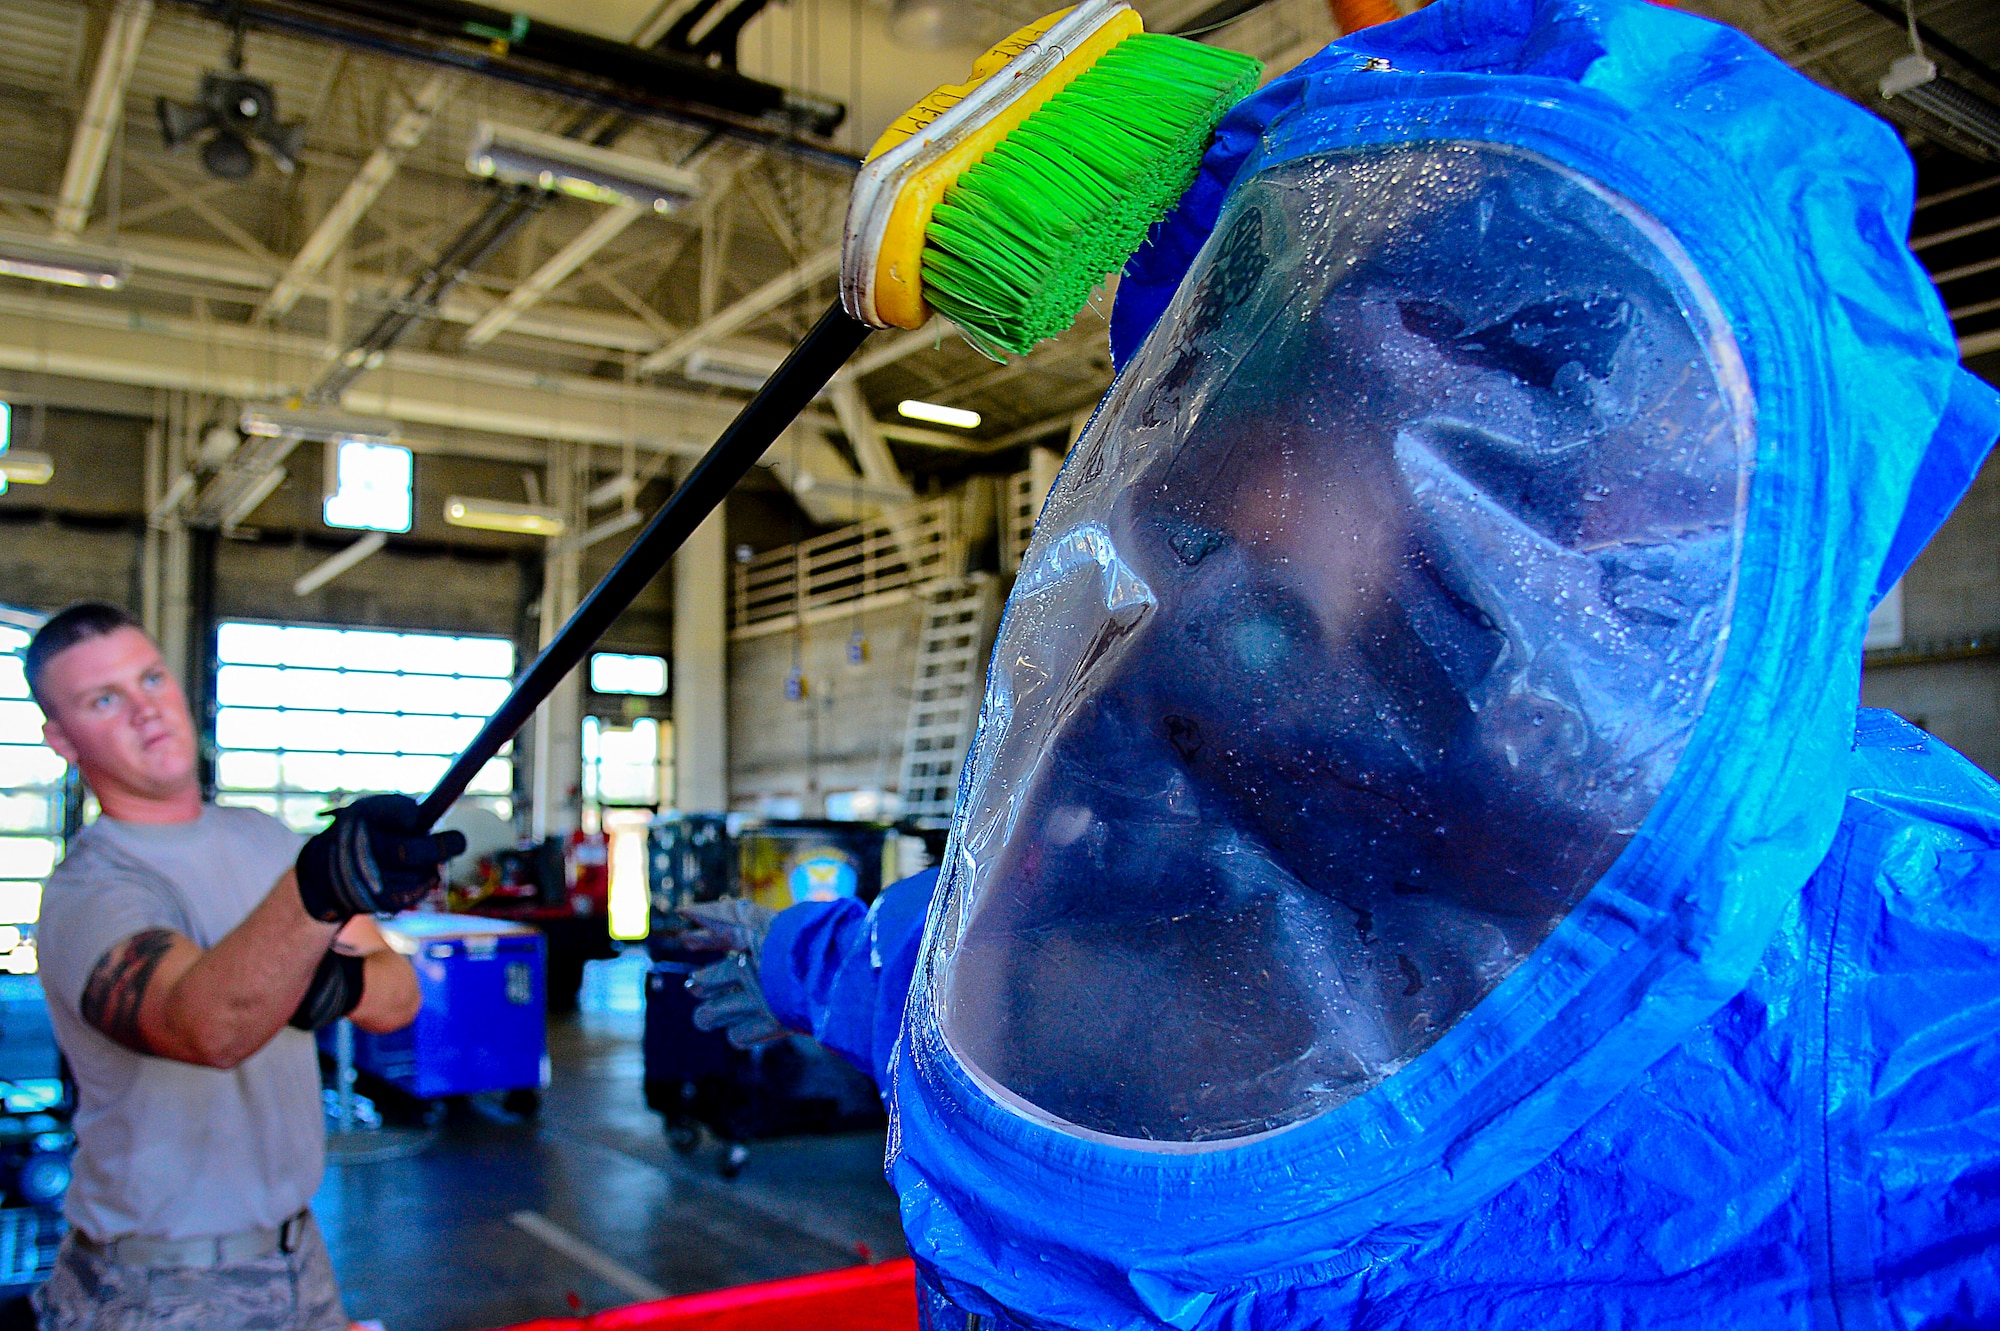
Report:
295,794,466,924
289,950,366,1031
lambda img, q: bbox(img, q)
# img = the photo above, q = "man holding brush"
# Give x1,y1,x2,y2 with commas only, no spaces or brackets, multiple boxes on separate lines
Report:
24,602,460,1331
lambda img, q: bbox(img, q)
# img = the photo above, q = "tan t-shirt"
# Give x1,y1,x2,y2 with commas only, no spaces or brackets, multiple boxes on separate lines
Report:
36,805,322,1241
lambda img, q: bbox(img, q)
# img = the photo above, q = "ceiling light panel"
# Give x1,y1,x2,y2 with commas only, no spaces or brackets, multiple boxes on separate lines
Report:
1881,55,2000,157
898,399,981,429
241,403,401,447
467,122,702,215
444,496,566,537
0,240,127,290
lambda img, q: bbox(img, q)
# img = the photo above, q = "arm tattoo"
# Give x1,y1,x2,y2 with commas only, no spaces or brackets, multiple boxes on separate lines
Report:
80,929,180,1054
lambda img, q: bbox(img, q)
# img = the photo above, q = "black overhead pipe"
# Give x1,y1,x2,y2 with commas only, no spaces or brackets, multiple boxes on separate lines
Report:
165,0,853,166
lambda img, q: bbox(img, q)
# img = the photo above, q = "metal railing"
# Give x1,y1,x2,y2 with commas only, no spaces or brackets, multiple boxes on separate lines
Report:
731,497,962,638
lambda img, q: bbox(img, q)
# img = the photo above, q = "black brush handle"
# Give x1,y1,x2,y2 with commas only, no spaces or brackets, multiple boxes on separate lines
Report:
418,302,873,827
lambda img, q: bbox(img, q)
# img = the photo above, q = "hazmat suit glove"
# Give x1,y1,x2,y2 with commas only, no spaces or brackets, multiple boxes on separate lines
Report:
296,794,467,924
678,900,787,1049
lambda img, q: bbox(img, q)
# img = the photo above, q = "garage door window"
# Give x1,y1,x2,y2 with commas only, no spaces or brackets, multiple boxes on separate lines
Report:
0,621,64,973
213,622,515,832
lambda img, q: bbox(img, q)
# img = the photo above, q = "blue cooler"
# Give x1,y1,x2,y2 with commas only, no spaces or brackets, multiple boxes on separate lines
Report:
345,914,546,1099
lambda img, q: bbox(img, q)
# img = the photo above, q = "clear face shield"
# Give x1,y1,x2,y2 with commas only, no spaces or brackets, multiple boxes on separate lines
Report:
925,142,1755,1147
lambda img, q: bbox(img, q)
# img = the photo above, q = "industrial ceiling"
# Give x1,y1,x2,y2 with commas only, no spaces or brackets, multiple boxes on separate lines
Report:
0,0,1990,535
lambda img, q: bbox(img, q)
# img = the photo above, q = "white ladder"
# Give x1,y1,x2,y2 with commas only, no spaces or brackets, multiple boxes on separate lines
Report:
897,575,1000,826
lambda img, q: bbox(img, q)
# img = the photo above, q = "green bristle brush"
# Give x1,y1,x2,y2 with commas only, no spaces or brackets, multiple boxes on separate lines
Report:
417,0,1260,826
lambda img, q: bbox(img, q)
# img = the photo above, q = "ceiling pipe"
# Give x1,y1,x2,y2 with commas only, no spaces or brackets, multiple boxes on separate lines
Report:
292,530,387,595
163,0,854,168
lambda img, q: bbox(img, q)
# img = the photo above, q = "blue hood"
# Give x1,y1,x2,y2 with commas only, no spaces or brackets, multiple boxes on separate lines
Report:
884,0,2000,1326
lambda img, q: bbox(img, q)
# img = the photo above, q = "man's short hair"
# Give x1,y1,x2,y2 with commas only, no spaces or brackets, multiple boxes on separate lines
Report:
25,602,141,710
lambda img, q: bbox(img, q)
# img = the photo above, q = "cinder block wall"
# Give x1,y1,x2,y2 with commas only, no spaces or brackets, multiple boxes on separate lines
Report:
728,600,920,814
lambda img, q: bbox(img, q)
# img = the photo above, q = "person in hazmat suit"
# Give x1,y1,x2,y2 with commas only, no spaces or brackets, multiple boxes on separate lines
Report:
680,0,2000,1324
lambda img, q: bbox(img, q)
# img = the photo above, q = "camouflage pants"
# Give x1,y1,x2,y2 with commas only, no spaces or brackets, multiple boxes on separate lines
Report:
32,1213,347,1331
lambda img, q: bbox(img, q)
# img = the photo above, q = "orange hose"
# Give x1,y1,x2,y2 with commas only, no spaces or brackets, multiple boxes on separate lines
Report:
1328,0,1406,34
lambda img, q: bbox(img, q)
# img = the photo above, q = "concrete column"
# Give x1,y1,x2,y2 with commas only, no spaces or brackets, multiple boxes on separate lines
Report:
673,505,729,812
144,400,193,683
530,443,583,839
140,422,161,634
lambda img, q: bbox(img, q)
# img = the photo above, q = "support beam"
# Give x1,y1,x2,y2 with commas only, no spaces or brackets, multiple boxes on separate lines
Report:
154,395,197,684
673,504,729,811
54,0,154,237
878,420,977,450
531,443,583,839
841,318,947,379
0,286,831,455
463,201,643,347
827,381,910,495
550,506,643,558
637,245,840,377
759,423,909,525
0,226,703,360
260,72,457,320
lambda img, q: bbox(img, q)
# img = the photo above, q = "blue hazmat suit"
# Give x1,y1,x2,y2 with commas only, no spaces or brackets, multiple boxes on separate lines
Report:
759,0,2000,1325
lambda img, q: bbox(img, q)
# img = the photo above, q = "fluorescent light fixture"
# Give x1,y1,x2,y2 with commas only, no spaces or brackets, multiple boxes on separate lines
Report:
221,466,287,531
1882,54,2000,156
466,121,702,215
584,473,642,510
684,347,783,392
444,495,565,537
323,440,413,533
0,448,52,496
897,399,981,430
0,450,54,485
590,652,668,697
0,239,127,290
240,403,400,447
554,507,644,557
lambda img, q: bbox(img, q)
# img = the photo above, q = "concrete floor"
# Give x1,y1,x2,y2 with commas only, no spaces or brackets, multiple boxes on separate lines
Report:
313,952,907,1331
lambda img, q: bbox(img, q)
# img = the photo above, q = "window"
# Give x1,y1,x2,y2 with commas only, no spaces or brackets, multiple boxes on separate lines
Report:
589,652,667,697
322,441,413,533
825,789,900,822
581,715,665,808
0,618,62,972
603,808,651,943
213,622,515,832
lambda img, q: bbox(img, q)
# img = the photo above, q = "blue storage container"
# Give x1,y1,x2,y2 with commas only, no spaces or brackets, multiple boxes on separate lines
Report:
344,914,546,1100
